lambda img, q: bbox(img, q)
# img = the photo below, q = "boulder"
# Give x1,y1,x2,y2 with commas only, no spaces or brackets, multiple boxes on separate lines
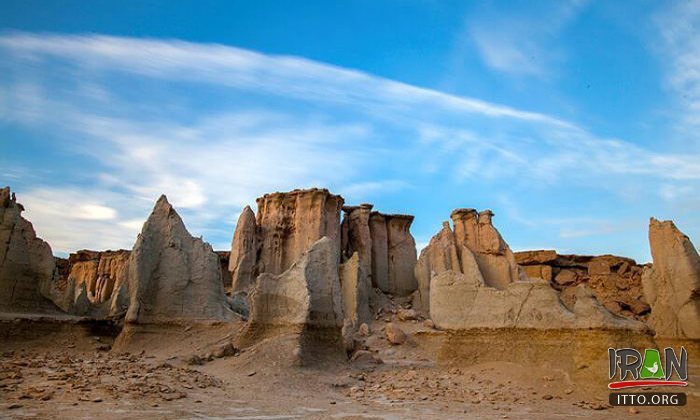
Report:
247,236,343,329
0,186,58,313
385,323,407,345
642,218,700,339
125,195,233,323
515,251,650,321
229,206,257,292
339,252,371,327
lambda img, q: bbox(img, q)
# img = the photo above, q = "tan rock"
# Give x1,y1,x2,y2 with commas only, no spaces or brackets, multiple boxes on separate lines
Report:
125,195,233,323
514,250,558,265
339,252,371,326
369,212,390,292
385,214,418,296
385,323,407,344
255,188,343,276
414,222,461,311
429,269,647,331
522,264,553,282
43,249,130,317
0,186,58,313
229,206,257,293
341,204,373,282
247,236,343,329
642,218,700,339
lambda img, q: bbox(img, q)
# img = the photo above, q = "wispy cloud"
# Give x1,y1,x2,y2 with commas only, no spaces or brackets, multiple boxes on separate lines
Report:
654,0,700,144
466,0,588,77
0,31,698,257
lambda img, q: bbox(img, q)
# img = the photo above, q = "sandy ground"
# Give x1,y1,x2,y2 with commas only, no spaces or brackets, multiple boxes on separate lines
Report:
1,311,697,419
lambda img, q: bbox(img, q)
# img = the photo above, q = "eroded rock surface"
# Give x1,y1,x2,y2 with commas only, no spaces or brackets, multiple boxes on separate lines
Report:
642,218,700,339
430,270,645,331
43,249,130,317
229,206,257,293
339,252,371,327
247,236,343,329
0,187,57,313
514,251,650,321
126,195,233,323
415,209,523,313
255,188,344,276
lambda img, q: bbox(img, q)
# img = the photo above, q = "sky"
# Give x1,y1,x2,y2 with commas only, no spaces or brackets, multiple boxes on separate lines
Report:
1,0,699,262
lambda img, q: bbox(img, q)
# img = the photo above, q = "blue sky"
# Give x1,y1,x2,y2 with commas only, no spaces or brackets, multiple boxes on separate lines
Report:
1,0,699,261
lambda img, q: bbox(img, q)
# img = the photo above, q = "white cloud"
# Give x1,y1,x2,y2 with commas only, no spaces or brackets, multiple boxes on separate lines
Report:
0,31,698,257
468,0,588,77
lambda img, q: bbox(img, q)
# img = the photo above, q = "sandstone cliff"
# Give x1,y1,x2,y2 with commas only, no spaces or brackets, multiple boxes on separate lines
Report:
514,251,650,320
642,218,700,339
0,187,58,313
43,249,130,317
125,195,233,323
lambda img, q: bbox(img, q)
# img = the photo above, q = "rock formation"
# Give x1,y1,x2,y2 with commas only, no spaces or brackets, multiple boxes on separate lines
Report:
247,236,343,330
514,251,650,320
0,187,58,313
341,204,374,285
450,209,523,289
43,249,130,317
430,269,646,331
125,195,233,324
255,188,344,276
342,206,417,297
339,252,371,327
229,206,257,292
642,218,700,339
415,209,523,312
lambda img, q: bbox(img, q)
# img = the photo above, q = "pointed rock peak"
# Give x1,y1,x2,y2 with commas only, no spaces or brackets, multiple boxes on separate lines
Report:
155,194,171,209
241,205,255,218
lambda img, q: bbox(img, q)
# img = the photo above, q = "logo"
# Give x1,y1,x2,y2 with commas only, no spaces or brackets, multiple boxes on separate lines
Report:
608,347,688,390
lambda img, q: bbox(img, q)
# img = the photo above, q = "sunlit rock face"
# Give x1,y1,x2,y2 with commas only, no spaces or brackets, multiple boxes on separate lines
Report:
126,195,233,324
642,218,700,339
0,186,58,313
415,209,524,313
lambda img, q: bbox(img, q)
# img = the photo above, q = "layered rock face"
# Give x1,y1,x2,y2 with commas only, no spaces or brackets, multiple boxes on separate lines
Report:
342,206,417,297
43,249,130,316
430,268,646,331
229,189,344,294
126,195,232,323
256,189,344,276
415,209,523,312
642,218,700,339
248,237,343,330
514,251,650,320
0,187,57,312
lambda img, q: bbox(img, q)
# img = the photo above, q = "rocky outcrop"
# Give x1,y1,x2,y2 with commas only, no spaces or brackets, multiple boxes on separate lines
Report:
0,187,58,313
125,195,233,324
514,251,650,321
216,251,231,289
42,249,130,317
341,204,374,285
430,269,646,331
342,207,417,297
339,252,371,327
229,206,257,292
247,237,343,330
415,209,523,312
450,209,523,289
255,188,344,276
642,218,700,339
